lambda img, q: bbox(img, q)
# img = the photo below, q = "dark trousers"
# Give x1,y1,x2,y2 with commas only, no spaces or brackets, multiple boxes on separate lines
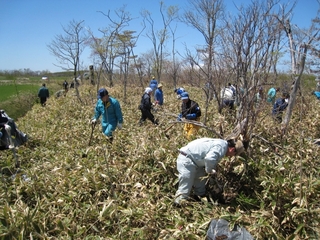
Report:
40,97,47,106
223,99,234,109
273,113,283,123
139,109,156,124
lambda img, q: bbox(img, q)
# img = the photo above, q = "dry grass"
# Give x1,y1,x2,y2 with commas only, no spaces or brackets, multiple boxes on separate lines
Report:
0,83,319,239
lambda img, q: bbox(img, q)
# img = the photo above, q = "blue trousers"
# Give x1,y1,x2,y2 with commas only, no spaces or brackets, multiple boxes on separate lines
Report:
102,123,116,137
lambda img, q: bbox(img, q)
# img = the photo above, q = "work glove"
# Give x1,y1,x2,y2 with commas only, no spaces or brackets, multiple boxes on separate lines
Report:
4,124,11,131
185,113,197,120
177,114,182,121
91,119,97,125
117,123,122,130
206,169,216,175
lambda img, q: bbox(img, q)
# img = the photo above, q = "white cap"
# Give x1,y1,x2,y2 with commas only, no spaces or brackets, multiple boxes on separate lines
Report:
145,87,153,94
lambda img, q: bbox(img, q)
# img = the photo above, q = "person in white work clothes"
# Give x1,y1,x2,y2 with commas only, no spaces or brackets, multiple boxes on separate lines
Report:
174,138,245,206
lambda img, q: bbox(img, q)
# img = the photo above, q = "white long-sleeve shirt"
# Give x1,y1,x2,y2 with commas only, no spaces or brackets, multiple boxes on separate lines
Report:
179,138,228,173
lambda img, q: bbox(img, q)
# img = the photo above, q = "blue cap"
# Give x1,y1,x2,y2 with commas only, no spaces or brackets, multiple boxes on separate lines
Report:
98,88,108,99
175,88,185,95
180,92,189,100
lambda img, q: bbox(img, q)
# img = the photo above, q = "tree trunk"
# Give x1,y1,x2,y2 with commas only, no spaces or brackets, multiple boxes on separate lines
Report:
281,44,307,134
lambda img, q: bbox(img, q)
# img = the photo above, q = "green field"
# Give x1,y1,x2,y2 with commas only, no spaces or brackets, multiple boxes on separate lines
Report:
0,80,61,120
0,84,39,102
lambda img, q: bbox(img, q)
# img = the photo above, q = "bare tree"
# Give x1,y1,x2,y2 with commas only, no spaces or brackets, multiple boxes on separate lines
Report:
309,16,320,74
130,55,145,88
126,25,146,90
47,19,88,103
275,3,320,135
181,0,225,124
168,19,181,88
117,30,138,103
217,0,290,146
89,6,133,88
138,50,156,84
142,2,179,82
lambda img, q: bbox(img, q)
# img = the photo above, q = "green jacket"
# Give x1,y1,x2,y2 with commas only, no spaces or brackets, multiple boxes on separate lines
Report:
38,87,49,98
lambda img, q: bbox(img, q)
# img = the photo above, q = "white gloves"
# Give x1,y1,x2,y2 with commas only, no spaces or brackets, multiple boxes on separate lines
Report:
4,124,11,131
117,123,122,130
91,119,97,125
210,169,216,175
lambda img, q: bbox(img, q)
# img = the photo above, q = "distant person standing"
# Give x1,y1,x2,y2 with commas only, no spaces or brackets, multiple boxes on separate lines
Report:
149,76,158,100
38,83,49,106
63,80,69,92
272,92,289,123
149,76,158,92
154,83,164,106
139,87,158,126
254,86,264,107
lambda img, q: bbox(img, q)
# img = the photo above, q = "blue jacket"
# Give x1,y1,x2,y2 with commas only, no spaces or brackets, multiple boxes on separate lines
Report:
155,88,163,105
267,88,276,103
38,86,49,98
181,99,201,120
314,91,320,99
149,79,158,91
94,97,123,129
272,98,288,115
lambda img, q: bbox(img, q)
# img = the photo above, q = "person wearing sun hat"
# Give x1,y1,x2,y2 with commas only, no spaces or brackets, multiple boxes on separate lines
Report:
91,88,123,143
177,92,201,139
154,83,164,106
173,137,244,206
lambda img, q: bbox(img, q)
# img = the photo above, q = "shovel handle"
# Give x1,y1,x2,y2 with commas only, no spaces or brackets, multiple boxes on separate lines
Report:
164,123,175,133
88,122,96,146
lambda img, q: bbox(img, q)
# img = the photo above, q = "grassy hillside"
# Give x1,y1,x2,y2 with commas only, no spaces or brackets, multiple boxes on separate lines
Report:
0,78,66,120
0,83,319,239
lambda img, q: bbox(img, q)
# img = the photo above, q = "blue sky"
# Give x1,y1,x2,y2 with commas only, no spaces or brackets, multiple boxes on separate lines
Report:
0,0,318,73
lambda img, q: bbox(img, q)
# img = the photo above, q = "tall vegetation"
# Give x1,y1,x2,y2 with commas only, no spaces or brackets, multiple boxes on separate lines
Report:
0,83,319,239
1,1,319,237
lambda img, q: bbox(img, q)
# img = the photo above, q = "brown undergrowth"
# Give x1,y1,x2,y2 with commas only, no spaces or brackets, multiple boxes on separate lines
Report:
0,84,319,239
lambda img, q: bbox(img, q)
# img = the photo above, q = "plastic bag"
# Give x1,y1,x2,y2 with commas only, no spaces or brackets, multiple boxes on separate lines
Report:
206,219,254,240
